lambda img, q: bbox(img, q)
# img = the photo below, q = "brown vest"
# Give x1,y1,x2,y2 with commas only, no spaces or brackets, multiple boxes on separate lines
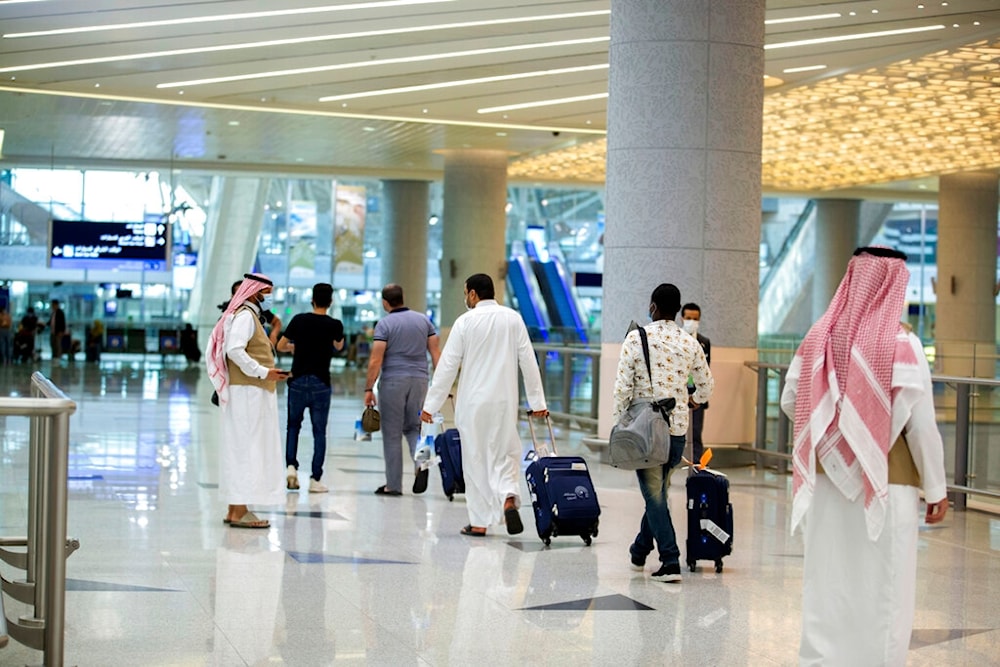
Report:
226,305,276,392
816,433,920,487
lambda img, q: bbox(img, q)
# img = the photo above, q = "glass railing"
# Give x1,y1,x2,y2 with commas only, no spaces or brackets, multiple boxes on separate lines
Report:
530,344,601,429
744,361,1000,511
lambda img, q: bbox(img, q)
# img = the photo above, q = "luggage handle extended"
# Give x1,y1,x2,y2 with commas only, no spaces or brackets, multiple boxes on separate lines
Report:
525,411,557,458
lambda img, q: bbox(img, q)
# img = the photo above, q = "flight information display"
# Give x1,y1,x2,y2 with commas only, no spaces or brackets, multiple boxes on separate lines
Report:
49,220,170,271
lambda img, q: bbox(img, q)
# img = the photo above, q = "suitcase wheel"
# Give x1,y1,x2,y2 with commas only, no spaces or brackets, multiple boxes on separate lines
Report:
543,537,552,547
688,561,697,573
582,535,592,546
447,494,454,502
715,560,723,573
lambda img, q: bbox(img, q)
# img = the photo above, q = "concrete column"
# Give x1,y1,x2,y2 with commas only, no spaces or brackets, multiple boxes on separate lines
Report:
439,150,508,330
382,180,431,313
598,0,765,445
813,199,862,322
936,172,999,377
187,176,270,348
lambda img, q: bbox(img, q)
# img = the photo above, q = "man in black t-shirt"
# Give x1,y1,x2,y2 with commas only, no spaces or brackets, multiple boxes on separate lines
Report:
276,283,345,493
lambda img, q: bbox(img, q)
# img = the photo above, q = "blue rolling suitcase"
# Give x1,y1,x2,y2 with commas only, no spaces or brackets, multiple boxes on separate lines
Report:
524,415,600,546
435,428,465,501
685,467,733,573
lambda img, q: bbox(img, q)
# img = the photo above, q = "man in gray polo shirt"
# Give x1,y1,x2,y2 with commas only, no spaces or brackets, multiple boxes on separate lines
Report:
364,284,441,495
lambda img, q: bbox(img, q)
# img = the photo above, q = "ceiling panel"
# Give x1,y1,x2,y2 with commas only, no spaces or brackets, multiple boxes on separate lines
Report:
0,0,997,191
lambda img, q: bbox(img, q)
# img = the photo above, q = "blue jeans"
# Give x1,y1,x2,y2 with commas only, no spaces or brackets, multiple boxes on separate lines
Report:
285,375,332,481
630,434,686,566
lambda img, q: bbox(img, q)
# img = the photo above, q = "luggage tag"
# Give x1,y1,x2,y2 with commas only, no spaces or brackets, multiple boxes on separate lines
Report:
700,519,731,544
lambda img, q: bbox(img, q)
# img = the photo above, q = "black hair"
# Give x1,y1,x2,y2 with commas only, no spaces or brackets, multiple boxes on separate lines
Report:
651,283,681,320
681,302,701,316
465,273,495,300
230,280,242,295
312,283,333,308
381,284,404,308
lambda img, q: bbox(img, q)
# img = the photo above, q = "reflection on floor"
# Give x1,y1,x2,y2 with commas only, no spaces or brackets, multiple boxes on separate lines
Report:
0,359,998,666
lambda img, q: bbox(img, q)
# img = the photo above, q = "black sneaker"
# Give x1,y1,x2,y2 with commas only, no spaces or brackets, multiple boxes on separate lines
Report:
412,466,429,494
651,563,682,583
630,554,645,572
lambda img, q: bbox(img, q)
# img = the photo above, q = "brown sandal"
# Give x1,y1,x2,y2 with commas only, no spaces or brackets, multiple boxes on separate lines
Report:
229,510,269,529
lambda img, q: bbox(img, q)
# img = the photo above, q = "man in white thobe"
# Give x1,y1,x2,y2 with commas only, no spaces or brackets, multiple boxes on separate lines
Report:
421,273,548,537
780,247,947,666
207,273,290,528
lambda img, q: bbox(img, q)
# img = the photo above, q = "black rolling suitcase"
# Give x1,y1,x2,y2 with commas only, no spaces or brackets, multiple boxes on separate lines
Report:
435,428,465,501
685,465,733,573
524,414,600,546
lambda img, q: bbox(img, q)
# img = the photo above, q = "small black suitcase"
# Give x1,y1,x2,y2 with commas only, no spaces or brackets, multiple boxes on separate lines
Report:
685,466,733,572
524,415,600,546
434,428,464,500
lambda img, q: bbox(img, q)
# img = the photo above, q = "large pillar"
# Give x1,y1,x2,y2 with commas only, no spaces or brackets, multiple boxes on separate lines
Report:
439,150,508,331
599,0,765,444
935,172,999,377
382,180,431,313
812,199,861,321
187,176,270,347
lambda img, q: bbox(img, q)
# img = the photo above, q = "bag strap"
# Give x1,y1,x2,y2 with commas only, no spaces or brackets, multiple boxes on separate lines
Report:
638,327,673,425
637,327,654,395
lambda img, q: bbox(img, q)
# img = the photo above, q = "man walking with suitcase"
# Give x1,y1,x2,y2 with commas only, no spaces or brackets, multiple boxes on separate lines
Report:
613,284,713,583
421,274,548,537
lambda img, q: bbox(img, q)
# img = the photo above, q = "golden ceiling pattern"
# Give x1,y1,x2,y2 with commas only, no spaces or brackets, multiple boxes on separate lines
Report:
508,39,1000,190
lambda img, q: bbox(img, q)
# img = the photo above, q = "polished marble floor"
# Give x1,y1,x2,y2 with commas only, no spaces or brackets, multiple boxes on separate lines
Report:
0,358,998,666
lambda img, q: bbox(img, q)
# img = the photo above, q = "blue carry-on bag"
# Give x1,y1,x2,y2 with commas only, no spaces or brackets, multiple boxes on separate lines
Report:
435,428,464,501
685,458,733,573
524,414,600,546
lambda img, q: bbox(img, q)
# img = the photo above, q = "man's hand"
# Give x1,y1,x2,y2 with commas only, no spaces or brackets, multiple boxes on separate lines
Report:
688,398,702,409
267,368,290,382
420,410,434,424
364,389,377,408
527,409,550,418
925,500,948,525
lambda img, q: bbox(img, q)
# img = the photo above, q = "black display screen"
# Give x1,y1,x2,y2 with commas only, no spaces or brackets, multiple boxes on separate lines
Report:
49,220,170,271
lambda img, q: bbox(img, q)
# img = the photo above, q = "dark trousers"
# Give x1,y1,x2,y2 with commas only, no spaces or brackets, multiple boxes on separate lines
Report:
689,406,705,463
285,375,332,481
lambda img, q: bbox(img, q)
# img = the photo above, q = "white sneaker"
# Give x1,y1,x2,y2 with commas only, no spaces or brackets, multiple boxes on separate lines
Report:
286,465,300,490
308,478,328,493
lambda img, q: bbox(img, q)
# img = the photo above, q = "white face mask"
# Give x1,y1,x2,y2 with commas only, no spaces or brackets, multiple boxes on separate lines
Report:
682,319,699,336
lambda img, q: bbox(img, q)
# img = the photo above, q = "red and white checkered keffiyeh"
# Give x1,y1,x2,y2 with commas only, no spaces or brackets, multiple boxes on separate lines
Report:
790,250,918,541
206,273,272,406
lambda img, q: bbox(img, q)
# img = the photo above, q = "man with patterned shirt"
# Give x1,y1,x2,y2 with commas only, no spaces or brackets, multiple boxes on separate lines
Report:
612,283,713,583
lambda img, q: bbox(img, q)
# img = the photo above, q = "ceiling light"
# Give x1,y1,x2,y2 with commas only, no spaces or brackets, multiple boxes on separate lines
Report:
764,13,840,25
496,132,507,137
362,126,376,131
849,11,857,16
2,0,457,38
0,9,610,74
158,37,610,88
765,24,946,50
228,120,240,126
782,65,827,74
479,93,608,114
318,64,608,102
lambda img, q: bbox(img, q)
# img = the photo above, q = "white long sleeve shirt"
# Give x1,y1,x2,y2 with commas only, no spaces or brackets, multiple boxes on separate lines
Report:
612,319,713,435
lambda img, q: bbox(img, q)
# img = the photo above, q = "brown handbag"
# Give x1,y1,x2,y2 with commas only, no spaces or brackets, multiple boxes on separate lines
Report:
361,406,381,433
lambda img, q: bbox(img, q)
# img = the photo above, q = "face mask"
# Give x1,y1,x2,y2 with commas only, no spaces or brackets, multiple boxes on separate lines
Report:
648,306,656,321
259,294,273,312
682,319,699,336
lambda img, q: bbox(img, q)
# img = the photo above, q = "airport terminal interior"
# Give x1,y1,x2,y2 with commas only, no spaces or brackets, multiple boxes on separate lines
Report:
2,0,1000,665
1,359,998,666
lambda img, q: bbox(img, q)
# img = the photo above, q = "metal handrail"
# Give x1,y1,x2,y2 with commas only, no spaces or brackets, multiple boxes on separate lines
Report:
0,372,77,665
743,360,999,509
533,344,600,429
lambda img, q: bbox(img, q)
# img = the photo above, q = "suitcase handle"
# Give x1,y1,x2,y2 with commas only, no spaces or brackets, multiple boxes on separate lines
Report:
526,411,557,457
